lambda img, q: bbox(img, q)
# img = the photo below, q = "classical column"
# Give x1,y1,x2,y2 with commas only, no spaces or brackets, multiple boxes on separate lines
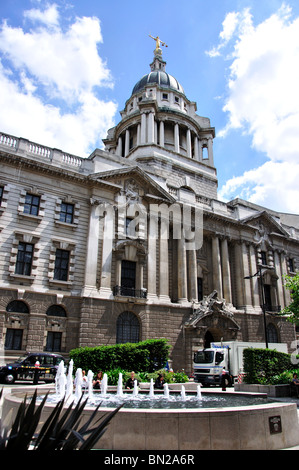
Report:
147,213,158,301
159,120,165,147
249,244,260,309
178,237,188,303
234,242,244,308
221,238,232,304
207,137,214,166
281,251,291,306
140,112,147,143
274,251,284,309
194,136,199,161
186,128,192,158
99,205,114,298
159,233,170,302
82,199,101,296
212,236,222,297
116,136,122,157
137,123,141,145
174,123,180,153
241,242,253,311
198,141,203,162
124,129,130,157
187,249,198,302
148,112,155,144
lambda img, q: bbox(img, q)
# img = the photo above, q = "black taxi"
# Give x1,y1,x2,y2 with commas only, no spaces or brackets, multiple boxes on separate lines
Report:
0,352,65,384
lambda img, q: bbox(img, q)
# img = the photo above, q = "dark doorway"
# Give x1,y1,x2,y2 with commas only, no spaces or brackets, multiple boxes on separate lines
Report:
204,331,214,349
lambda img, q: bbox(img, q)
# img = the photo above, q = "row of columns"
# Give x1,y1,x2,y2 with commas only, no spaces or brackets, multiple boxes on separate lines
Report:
211,236,232,304
147,213,199,304
210,236,291,312
116,112,214,165
232,240,291,311
84,203,292,309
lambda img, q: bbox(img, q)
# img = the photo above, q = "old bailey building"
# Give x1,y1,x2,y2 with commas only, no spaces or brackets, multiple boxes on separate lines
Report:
0,38,298,372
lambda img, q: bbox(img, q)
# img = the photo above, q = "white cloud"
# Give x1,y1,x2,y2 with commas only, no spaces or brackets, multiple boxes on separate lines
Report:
0,3,117,156
210,4,299,213
23,3,60,27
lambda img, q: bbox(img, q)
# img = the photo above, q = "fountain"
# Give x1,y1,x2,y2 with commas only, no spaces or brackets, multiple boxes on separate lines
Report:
149,378,154,398
116,373,123,397
2,366,299,450
100,373,108,396
132,379,138,397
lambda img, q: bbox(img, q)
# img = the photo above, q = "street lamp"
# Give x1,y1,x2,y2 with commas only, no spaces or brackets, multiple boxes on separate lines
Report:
244,266,268,348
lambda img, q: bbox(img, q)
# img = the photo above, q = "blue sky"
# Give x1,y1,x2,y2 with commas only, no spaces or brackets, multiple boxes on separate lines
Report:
1,0,299,214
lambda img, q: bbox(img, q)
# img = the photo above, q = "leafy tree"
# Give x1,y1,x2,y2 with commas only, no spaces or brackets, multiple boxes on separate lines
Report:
281,273,299,324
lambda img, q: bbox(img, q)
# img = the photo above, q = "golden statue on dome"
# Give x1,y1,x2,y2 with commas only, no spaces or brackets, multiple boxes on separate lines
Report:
149,34,168,56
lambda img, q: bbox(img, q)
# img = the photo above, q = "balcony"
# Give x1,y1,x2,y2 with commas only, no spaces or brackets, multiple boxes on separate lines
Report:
113,285,147,299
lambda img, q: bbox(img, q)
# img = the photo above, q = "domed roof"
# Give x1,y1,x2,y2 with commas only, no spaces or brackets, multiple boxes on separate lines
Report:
132,70,185,96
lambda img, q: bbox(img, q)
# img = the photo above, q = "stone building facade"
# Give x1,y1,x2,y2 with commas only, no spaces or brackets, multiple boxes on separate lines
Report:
0,44,298,371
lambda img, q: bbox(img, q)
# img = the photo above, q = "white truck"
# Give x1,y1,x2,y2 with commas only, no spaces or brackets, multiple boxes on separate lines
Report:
193,341,288,387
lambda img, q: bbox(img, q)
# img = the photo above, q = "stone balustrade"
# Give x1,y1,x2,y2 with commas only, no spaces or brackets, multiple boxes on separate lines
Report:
0,131,84,170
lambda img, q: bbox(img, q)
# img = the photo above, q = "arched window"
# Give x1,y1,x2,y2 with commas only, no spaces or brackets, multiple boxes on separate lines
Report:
267,323,278,343
46,305,67,317
6,300,29,313
116,311,140,344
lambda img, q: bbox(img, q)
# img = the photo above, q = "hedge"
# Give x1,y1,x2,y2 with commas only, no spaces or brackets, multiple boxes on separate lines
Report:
69,338,170,374
243,348,293,384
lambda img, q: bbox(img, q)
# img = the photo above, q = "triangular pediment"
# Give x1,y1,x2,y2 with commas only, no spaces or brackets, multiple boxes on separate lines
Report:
92,165,176,203
241,211,289,239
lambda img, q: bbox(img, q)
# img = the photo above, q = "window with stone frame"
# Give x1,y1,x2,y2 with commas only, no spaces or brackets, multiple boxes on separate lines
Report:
9,231,40,280
59,202,74,224
116,311,140,343
54,197,79,228
17,188,46,219
15,242,34,275
54,249,70,281
5,328,23,350
45,331,62,351
24,193,40,216
288,257,296,273
6,300,29,313
48,238,76,286
0,184,10,212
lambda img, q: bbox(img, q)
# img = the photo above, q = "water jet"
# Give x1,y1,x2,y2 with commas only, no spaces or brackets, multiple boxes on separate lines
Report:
2,362,299,450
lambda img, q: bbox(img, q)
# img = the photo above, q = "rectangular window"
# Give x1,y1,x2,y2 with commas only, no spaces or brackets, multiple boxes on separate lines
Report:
54,249,69,281
261,251,267,265
5,328,23,350
24,193,40,216
121,260,136,295
197,278,203,301
264,284,272,311
15,242,34,276
0,186,3,205
60,203,74,224
46,331,62,352
289,258,295,272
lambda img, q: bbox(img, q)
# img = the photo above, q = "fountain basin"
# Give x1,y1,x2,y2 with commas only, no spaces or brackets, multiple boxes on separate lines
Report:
2,386,299,450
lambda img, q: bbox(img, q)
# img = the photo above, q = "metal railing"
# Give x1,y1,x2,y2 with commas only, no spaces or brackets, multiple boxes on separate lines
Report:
113,285,147,299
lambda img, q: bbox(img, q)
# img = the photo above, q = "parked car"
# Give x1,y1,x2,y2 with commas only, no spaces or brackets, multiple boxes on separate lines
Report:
0,352,65,384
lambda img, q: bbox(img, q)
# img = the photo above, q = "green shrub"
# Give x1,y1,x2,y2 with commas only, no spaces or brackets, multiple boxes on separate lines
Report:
243,348,294,384
69,338,170,374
